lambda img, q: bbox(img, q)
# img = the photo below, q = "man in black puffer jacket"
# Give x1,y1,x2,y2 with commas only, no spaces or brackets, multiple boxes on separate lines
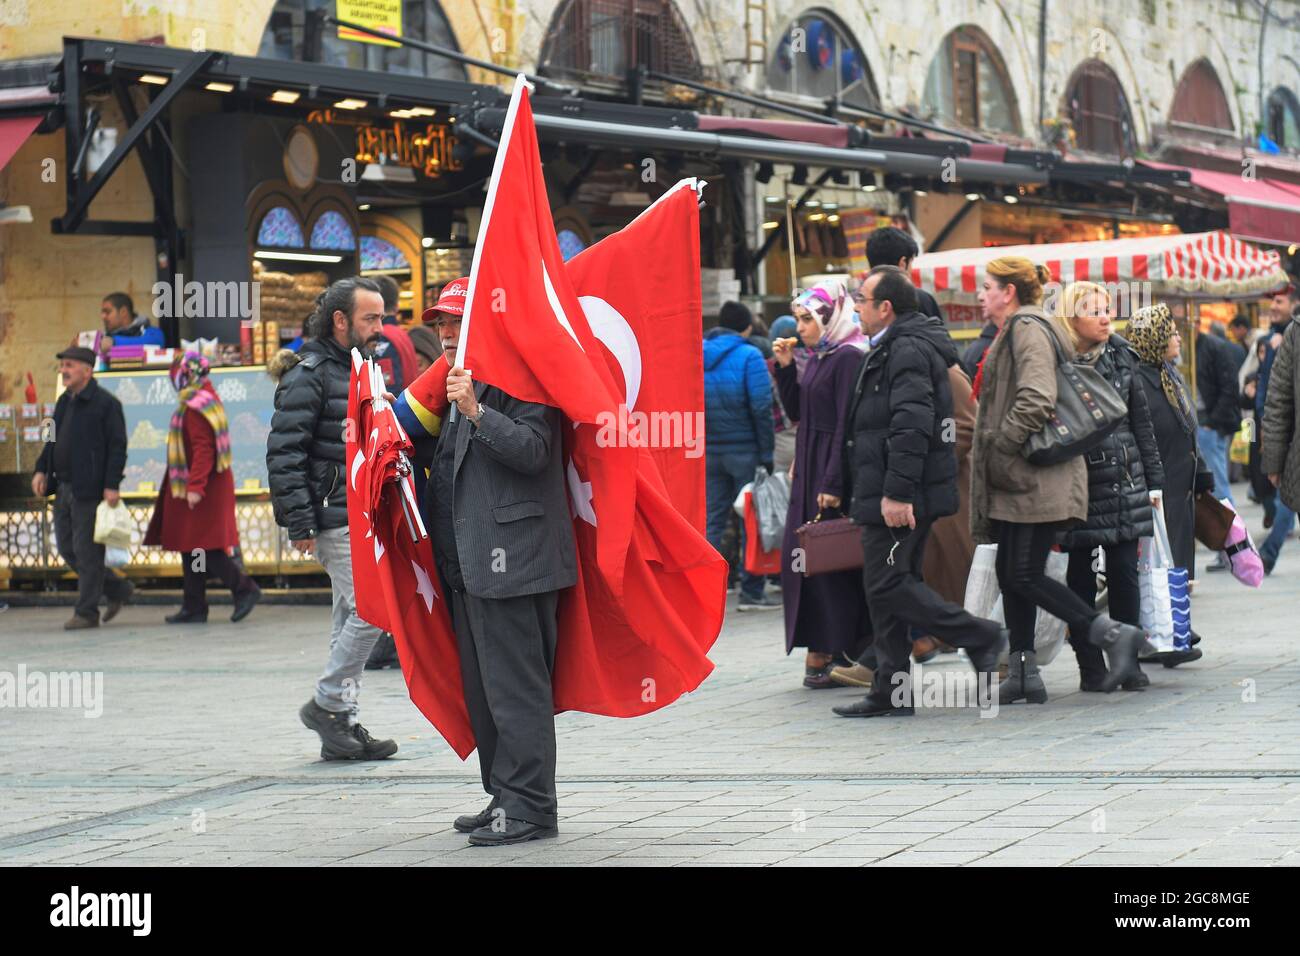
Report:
832,266,1003,720
267,276,398,762
1195,327,1243,504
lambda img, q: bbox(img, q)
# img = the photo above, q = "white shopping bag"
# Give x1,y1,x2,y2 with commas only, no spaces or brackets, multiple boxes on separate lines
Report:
92,500,134,550
1139,493,1179,654
964,543,1067,666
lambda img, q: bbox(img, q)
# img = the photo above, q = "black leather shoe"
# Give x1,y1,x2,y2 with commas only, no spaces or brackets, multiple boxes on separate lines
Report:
966,628,1006,676
165,608,208,624
299,699,364,758
1161,648,1203,668
1121,668,1150,691
231,585,261,623
453,803,499,833
467,818,559,846
103,580,134,624
832,696,914,718
321,722,397,761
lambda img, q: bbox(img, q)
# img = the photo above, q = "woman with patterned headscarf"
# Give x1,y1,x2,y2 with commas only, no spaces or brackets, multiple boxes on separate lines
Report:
144,351,261,624
772,277,870,688
1129,304,1213,666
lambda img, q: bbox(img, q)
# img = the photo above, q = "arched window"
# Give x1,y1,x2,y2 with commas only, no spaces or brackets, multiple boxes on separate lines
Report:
766,10,879,110
1170,59,1234,132
258,0,467,82
1267,87,1300,149
360,236,410,272
1064,60,1136,157
539,0,702,83
922,25,1020,134
309,210,356,251
257,207,306,247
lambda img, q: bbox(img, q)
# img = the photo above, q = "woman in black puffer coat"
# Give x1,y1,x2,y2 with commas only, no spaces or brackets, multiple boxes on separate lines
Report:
1054,283,1165,692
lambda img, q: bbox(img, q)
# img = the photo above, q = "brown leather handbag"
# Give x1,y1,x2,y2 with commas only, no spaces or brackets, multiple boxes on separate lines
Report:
794,511,863,576
1194,492,1235,552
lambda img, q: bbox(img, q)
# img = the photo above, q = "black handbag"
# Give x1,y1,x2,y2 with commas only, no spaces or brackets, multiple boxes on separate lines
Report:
1009,315,1129,466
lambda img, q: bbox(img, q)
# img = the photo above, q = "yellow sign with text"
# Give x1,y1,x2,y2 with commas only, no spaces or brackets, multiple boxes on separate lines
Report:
336,0,402,47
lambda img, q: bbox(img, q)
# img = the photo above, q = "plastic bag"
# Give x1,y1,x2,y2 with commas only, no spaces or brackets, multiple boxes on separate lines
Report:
742,490,782,575
1139,495,1192,653
1220,499,1264,587
104,546,131,568
751,467,790,552
93,500,134,550
964,544,1067,665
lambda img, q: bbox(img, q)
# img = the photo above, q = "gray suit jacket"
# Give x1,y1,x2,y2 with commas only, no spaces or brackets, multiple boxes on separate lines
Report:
450,381,578,599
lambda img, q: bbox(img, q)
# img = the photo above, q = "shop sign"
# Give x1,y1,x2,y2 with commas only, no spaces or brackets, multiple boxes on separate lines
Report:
308,110,461,180
336,0,402,46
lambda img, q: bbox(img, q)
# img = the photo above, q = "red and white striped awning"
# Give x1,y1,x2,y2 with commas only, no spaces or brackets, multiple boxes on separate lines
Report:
911,230,1288,303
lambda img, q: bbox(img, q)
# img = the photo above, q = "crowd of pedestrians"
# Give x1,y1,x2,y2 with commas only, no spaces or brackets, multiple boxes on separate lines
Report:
705,227,1300,713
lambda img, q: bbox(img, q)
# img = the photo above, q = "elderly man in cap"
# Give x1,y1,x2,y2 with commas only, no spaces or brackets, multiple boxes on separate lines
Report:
33,346,134,629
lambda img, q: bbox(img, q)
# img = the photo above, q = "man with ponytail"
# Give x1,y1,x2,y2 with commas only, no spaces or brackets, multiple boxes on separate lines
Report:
267,276,398,761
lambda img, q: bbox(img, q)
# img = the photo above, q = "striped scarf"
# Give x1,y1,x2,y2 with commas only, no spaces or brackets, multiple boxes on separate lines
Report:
167,355,231,497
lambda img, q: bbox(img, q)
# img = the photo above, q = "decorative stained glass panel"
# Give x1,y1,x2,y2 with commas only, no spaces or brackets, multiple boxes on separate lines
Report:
309,210,356,250
360,236,409,271
257,206,305,247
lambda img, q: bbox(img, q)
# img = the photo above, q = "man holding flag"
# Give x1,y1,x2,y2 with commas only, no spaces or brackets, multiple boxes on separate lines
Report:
380,74,726,847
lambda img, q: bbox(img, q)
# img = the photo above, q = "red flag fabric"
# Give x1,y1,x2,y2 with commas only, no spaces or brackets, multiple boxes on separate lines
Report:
556,180,725,715
346,352,474,758
565,180,708,532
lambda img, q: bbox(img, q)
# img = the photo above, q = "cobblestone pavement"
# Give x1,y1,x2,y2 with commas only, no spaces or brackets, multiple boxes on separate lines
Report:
2,492,1299,866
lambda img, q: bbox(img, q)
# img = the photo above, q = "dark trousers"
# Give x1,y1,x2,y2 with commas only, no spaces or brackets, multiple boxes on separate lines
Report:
449,586,559,828
53,493,131,621
1065,540,1140,679
705,450,765,600
861,518,1001,708
993,520,1098,654
181,549,254,613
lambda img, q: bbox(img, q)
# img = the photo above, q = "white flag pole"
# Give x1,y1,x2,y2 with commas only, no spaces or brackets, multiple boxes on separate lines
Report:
454,73,535,366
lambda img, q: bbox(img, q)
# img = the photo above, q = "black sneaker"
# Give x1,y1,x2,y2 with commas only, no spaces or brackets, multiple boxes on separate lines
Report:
299,699,364,758
736,592,782,611
321,722,398,761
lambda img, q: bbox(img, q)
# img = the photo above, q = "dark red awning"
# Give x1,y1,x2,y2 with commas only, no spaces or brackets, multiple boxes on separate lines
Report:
0,114,41,172
1145,159,1300,246
694,115,849,149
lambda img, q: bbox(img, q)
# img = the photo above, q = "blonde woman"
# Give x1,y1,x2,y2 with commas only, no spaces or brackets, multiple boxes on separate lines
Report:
1052,283,1164,692
971,257,1144,704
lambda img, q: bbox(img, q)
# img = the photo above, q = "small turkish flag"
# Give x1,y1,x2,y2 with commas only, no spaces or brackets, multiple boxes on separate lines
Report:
346,352,474,759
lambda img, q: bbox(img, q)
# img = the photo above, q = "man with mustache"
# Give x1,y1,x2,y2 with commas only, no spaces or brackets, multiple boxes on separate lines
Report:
267,276,397,761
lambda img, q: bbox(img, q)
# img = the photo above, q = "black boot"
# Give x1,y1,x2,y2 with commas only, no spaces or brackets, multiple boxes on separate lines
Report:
999,649,1047,704
1086,615,1143,692
1073,639,1110,692
231,584,261,623
320,722,398,761
365,632,401,670
1121,665,1150,691
299,699,364,758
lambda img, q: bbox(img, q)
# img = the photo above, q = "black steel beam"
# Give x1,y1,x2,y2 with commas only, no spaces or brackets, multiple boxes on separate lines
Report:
111,78,176,239
58,49,215,233
68,36,507,110
51,219,157,236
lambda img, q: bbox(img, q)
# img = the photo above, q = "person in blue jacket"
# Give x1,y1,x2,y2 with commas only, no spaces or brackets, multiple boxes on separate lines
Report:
704,301,778,610
100,292,165,347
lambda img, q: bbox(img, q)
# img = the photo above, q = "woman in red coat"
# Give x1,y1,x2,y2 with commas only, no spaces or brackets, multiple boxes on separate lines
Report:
144,352,261,624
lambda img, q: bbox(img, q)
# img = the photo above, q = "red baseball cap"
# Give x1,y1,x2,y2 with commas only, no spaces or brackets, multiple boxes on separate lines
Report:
421,276,469,323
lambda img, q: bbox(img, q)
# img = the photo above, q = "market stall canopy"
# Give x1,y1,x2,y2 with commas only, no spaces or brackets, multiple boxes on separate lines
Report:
1143,160,1300,246
911,230,1289,303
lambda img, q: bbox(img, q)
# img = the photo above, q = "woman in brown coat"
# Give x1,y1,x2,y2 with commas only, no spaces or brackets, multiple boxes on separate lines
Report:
970,257,1144,704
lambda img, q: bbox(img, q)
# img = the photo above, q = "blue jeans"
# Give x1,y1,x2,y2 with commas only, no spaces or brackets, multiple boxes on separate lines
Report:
1261,499,1296,565
705,450,765,600
1197,426,1234,504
